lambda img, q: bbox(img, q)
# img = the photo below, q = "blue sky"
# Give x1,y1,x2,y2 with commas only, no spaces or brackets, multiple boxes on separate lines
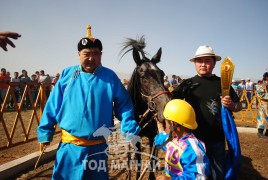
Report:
1,0,267,81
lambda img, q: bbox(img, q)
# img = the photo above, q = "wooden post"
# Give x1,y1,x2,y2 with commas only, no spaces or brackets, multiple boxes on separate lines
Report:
40,83,45,118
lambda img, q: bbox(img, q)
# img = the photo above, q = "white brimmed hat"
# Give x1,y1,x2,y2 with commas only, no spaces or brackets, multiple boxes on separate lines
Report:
190,45,221,62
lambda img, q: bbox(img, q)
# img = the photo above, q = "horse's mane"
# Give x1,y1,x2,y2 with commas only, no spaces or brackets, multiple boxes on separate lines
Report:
119,35,148,60
120,35,162,107
119,36,149,106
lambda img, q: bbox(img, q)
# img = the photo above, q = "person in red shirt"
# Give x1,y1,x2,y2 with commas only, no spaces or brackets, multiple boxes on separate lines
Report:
0,68,11,105
52,73,60,84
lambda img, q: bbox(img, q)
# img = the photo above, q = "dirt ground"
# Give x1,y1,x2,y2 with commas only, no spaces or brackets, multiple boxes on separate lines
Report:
1,110,268,179
1,128,267,179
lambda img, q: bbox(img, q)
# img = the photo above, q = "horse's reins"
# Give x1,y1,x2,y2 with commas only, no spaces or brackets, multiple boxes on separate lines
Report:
138,90,171,129
137,90,171,180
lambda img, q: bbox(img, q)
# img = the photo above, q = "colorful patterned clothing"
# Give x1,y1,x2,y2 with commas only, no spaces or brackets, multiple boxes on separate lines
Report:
256,81,268,130
164,133,210,179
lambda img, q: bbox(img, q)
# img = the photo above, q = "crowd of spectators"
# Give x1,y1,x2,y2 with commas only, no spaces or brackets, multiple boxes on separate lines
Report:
1,66,263,111
162,75,262,110
0,68,60,109
162,74,182,92
231,78,261,109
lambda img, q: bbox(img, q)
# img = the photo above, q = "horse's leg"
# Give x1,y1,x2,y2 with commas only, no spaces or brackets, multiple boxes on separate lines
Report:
135,142,142,180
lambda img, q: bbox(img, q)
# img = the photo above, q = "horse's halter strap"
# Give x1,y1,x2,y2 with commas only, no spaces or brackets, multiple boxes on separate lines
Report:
138,90,172,129
142,90,172,101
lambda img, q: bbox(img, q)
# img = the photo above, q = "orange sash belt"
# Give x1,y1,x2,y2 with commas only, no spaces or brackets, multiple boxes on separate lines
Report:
61,130,106,146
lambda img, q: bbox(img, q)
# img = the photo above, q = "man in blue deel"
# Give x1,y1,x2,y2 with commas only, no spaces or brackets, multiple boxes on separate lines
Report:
37,25,140,180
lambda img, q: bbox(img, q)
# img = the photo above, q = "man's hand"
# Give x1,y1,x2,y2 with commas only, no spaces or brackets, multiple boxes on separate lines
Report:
0,32,21,51
221,95,241,112
221,95,233,108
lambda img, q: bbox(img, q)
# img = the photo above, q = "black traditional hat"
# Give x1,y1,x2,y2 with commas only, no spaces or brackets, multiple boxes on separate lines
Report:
77,25,103,51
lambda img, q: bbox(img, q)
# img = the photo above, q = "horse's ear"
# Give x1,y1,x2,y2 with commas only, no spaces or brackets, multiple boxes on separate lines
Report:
133,48,142,65
151,48,162,64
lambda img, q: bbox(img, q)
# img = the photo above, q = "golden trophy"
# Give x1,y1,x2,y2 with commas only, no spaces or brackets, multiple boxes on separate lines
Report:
221,56,235,97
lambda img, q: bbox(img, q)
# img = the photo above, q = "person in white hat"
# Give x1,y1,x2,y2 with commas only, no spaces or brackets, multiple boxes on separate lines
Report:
231,79,238,95
245,78,253,106
172,45,242,180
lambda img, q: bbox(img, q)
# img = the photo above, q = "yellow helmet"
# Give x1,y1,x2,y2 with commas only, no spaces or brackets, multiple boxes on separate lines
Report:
163,99,197,130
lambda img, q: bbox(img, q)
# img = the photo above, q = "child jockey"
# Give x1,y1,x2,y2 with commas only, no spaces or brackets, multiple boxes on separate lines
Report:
155,99,210,180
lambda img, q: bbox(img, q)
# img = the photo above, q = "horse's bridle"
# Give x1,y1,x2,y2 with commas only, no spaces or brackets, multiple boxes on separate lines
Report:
138,90,172,129
136,90,172,180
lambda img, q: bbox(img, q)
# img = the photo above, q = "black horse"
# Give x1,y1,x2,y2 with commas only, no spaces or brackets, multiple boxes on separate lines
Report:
120,36,171,179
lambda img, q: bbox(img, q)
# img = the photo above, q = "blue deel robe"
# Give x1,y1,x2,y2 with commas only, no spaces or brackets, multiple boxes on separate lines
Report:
37,65,140,180
221,105,242,180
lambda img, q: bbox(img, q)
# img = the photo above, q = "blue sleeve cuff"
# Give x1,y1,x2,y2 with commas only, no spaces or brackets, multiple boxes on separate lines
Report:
37,127,55,143
154,132,169,150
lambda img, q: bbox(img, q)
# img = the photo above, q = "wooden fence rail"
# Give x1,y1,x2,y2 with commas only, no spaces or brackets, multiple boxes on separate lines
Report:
0,82,56,148
233,90,260,123
0,82,260,148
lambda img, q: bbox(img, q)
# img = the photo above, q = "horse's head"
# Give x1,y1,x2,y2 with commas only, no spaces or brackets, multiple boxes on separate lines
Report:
120,36,171,123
